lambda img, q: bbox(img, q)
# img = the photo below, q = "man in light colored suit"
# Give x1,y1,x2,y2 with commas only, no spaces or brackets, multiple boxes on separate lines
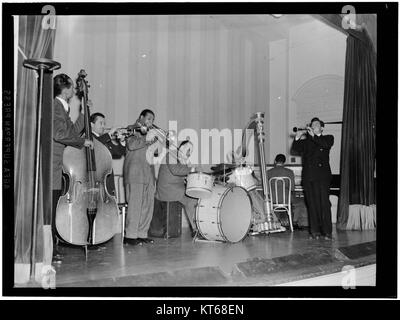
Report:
155,140,199,236
51,74,93,260
123,109,158,246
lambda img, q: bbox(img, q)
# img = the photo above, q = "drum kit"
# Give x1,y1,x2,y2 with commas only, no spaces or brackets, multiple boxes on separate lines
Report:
185,163,257,243
185,112,285,244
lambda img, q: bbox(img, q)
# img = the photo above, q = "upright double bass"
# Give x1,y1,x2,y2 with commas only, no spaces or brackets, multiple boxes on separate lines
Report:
55,70,119,246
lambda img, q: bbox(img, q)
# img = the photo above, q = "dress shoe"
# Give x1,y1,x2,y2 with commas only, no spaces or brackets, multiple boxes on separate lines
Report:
52,252,63,263
53,248,63,258
323,235,333,241
308,234,320,240
87,244,106,251
138,238,154,244
191,229,199,238
123,238,142,246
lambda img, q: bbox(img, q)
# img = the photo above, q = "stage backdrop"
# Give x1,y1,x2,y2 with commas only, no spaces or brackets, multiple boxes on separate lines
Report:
54,15,347,171
53,15,270,171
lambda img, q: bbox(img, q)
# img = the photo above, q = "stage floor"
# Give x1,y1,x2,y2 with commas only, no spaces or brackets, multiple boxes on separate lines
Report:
53,227,376,287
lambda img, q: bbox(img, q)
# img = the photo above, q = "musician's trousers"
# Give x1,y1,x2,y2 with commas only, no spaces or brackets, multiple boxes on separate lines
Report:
125,182,155,239
303,179,332,236
50,189,62,244
179,195,198,231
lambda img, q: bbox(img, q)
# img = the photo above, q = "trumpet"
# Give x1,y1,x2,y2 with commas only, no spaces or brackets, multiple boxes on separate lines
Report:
292,127,307,132
105,125,148,139
292,126,310,132
147,124,170,141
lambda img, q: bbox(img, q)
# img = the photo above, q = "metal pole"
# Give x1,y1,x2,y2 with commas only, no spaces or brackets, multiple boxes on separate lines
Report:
23,58,61,281
30,67,45,279
254,113,272,228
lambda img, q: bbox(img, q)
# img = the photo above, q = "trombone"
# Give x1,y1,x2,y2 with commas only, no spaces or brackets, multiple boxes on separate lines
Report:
147,124,189,163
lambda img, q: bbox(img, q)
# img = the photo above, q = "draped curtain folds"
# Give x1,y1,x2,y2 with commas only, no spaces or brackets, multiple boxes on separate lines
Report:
316,14,376,230
337,28,376,230
14,15,55,284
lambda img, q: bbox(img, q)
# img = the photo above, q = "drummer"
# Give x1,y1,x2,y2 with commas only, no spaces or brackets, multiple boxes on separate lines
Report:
155,140,199,237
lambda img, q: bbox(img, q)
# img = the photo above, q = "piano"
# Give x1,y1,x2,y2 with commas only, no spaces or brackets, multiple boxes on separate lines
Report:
252,165,340,197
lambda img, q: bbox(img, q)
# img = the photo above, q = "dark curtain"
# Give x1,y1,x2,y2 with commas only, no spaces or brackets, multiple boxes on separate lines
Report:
313,14,377,52
14,15,55,281
315,14,377,229
337,28,376,229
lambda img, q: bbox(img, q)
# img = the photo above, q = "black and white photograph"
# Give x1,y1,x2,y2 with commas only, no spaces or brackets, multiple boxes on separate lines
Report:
2,0,398,302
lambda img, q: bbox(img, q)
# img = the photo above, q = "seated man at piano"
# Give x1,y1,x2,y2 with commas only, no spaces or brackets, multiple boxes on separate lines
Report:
267,154,296,227
90,112,126,198
155,140,199,237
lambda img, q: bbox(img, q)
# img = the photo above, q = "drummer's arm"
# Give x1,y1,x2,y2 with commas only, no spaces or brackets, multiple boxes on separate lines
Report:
165,153,191,176
167,162,192,177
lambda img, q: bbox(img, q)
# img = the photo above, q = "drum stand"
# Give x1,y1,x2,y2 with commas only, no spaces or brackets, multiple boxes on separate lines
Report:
192,229,222,244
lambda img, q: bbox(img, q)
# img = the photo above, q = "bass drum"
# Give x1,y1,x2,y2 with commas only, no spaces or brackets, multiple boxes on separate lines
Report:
195,185,252,243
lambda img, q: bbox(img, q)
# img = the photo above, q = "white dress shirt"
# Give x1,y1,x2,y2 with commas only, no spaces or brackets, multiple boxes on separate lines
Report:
56,96,69,113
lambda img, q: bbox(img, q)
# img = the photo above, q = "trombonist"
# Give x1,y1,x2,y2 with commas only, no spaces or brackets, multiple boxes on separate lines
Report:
123,109,159,246
89,112,126,198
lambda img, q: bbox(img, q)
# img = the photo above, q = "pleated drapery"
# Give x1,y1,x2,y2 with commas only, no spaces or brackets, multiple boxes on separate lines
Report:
337,28,376,230
14,15,56,285
315,14,376,230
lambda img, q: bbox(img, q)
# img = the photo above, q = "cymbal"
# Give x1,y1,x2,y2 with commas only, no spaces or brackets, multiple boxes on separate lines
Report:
210,163,237,171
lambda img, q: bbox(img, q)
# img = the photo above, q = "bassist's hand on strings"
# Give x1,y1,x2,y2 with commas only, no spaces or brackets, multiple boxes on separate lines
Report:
84,139,94,149
87,99,93,109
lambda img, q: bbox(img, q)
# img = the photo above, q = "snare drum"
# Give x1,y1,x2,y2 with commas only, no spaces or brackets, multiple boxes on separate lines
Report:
195,185,252,243
186,172,214,199
228,166,257,191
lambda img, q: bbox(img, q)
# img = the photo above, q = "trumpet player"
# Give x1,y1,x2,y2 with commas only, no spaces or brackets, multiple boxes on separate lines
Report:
123,109,159,246
90,112,126,158
291,117,334,240
89,112,126,198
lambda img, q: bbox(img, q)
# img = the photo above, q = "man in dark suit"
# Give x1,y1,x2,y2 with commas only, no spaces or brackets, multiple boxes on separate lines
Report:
90,112,126,197
267,154,296,202
52,74,93,260
291,117,334,240
155,140,198,236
